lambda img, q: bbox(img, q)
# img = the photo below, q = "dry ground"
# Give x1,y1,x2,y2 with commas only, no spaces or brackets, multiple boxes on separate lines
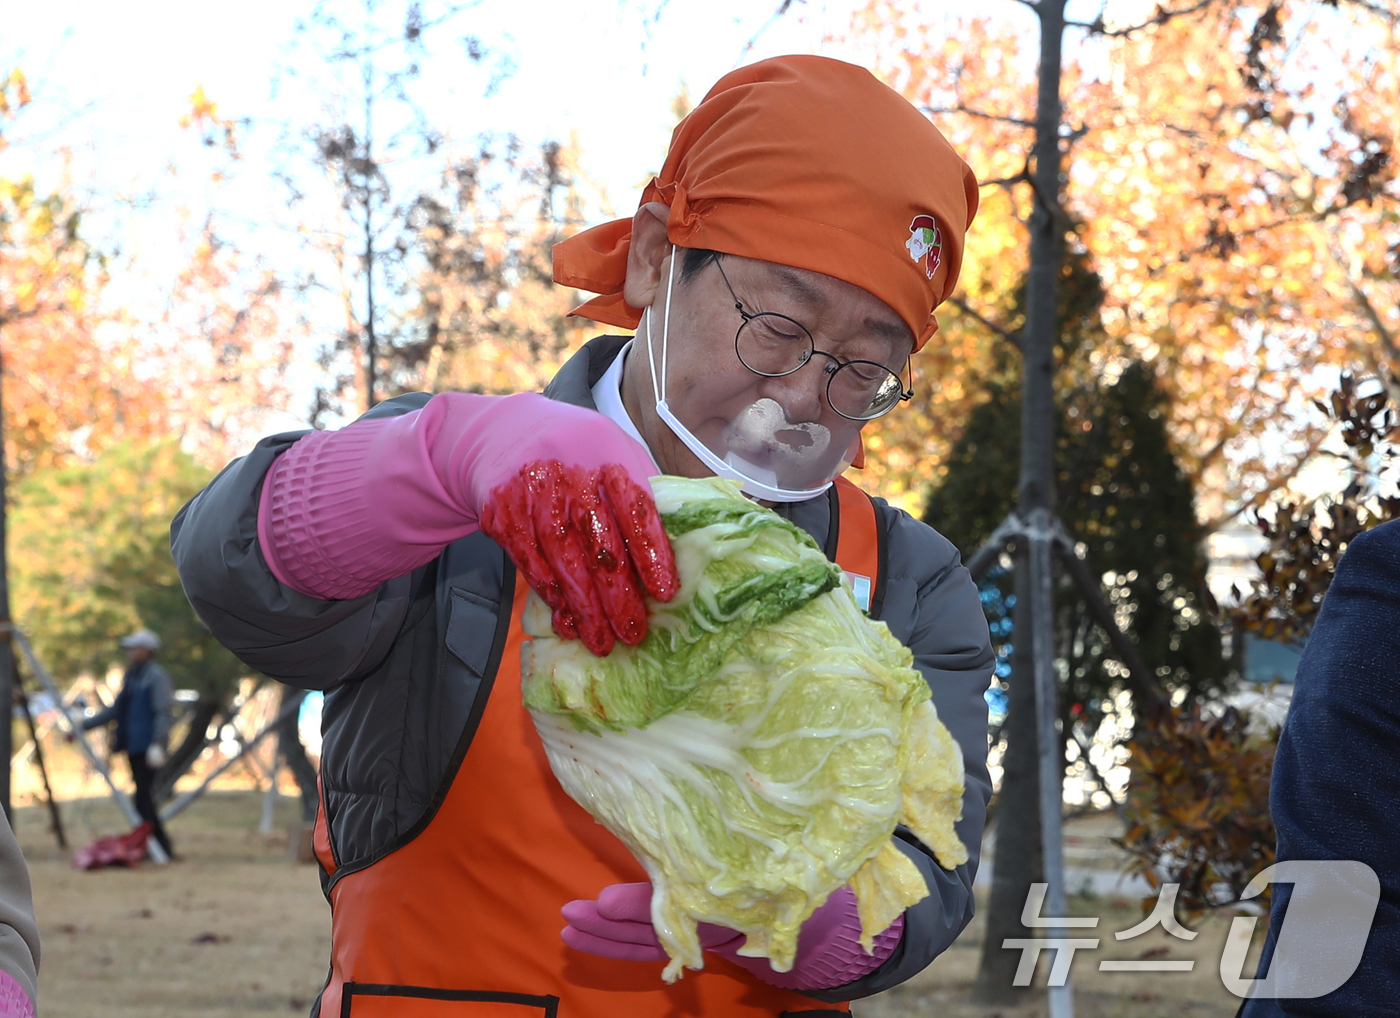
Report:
15,793,1255,1017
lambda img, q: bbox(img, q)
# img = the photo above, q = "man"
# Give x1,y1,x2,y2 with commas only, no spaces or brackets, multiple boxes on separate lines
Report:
173,56,993,1016
82,628,175,859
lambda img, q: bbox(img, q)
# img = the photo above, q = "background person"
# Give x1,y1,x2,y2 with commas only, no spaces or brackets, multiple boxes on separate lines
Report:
81,628,175,859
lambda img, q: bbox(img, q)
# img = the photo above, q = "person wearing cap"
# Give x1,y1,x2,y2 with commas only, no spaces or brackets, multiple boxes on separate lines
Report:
82,628,175,859
172,55,993,1017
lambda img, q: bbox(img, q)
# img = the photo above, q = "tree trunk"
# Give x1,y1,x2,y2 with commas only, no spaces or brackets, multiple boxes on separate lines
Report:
973,544,1045,1003
154,695,223,802
973,0,1068,1003
275,685,319,822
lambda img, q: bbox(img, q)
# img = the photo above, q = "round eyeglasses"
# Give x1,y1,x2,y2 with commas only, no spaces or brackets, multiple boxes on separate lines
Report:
714,261,914,422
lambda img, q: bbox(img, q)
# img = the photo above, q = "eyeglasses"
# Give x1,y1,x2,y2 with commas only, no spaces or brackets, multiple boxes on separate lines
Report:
714,261,914,422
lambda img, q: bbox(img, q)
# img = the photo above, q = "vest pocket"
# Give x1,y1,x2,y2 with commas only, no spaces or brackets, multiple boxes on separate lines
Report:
340,983,558,1017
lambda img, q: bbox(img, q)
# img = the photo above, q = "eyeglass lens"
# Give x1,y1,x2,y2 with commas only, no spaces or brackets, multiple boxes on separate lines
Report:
735,314,904,420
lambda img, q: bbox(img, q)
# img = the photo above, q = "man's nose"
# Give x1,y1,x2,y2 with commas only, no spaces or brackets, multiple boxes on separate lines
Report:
757,361,827,423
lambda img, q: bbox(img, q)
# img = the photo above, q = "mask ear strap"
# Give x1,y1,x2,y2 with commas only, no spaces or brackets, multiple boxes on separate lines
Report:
661,244,676,403
645,306,662,405
644,246,679,406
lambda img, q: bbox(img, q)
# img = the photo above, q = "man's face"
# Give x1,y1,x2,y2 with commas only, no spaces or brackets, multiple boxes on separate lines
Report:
622,243,914,485
124,646,152,666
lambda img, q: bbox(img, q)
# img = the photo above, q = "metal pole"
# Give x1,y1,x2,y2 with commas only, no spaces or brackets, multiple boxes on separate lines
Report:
1029,509,1073,1017
159,695,304,823
13,679,65,848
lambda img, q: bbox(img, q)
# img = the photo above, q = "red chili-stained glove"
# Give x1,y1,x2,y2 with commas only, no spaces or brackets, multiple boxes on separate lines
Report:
560,881,904,991
479,460,679,656
258,392,678,655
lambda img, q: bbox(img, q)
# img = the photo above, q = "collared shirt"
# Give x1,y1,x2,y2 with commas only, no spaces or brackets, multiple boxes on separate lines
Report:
589,340,658,471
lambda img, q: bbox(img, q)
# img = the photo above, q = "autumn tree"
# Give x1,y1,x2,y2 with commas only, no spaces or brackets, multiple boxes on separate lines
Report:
1114,375,1400,919
852,0,1399,524
274,0,506,421
392,136,592,397
836,1,1399,1003
928,257,1226,798
9,442,248,784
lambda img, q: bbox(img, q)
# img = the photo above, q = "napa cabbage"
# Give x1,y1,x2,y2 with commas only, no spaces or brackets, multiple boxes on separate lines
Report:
522,475,967,981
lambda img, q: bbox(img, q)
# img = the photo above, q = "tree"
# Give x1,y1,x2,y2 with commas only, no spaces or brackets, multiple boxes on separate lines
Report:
276,0,496,421
926,255,1226,999
1117,373,1400,915
850,0,1400,523
838,3,1397,1003
393,137,592,397
8,441,249,787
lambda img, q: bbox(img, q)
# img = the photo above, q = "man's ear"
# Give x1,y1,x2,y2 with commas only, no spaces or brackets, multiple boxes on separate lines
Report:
622,202,672,310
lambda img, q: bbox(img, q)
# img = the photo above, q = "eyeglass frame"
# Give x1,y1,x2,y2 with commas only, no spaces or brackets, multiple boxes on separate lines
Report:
712,259,915,422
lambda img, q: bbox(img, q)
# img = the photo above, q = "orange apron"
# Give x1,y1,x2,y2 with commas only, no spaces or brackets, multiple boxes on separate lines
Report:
316,479,880,1017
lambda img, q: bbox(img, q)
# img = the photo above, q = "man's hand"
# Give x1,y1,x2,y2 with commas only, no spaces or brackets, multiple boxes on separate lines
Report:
561,880,904,991
560,882,741,961
480,462,679,657
145,745,167,769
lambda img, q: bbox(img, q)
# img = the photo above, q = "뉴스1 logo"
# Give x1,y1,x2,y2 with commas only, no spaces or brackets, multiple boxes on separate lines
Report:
906,215,942,279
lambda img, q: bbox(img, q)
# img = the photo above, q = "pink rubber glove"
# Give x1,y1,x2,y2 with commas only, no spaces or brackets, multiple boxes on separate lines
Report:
259,391,679,655
560,881,904,992
0,972,33,1018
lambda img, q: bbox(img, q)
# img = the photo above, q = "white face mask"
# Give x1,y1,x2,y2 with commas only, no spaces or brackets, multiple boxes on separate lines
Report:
644,246,858,502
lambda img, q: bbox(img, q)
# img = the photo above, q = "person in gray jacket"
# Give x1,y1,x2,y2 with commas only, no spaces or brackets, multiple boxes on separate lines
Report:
82,628,174,858
171,56,993,1017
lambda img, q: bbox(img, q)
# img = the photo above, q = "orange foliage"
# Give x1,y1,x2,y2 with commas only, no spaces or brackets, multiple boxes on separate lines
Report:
0,175,169,477
847,1,1400,521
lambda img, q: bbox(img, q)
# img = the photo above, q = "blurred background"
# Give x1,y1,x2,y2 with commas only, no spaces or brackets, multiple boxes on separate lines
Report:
2,0,1397,1015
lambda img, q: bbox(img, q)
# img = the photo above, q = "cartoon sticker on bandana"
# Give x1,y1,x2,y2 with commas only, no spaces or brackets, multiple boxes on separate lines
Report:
906,215,943,279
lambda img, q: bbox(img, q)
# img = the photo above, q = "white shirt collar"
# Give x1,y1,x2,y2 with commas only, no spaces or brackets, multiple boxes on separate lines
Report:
590,340,657,469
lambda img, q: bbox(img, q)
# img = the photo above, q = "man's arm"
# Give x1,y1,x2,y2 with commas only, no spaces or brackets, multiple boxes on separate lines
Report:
170,395,431,690
810,506,994,1002
80,697,119,732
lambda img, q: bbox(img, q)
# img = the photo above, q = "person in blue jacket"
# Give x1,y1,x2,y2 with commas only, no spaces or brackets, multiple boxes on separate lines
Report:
1237,520,1400,1015
82,628,175,858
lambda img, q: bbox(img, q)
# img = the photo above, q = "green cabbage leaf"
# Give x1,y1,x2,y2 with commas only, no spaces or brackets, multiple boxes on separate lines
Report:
522,476,967,981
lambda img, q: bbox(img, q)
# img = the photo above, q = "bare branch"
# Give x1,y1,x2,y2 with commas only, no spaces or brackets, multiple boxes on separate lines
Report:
737,0,805,62
946,295,1022,348
1322,223,1400,367
1062,121,1091,145
1202,429,1332,532
1334,0,1399,24
922,104,1035,129
1067,0,1218,38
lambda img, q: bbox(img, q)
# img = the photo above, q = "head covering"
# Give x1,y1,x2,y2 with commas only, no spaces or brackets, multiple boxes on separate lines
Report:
119,628,161,652
553,55,978,352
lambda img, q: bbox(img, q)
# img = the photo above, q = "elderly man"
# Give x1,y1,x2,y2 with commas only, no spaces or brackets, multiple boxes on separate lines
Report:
82,628,175,859
173,56,992,1017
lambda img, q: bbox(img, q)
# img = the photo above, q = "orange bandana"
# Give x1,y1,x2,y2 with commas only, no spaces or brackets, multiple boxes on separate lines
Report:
552,55,979,352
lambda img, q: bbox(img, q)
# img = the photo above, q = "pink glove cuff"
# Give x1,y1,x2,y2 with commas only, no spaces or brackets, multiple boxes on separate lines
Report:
258,391,659,601
0,971,33,1018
